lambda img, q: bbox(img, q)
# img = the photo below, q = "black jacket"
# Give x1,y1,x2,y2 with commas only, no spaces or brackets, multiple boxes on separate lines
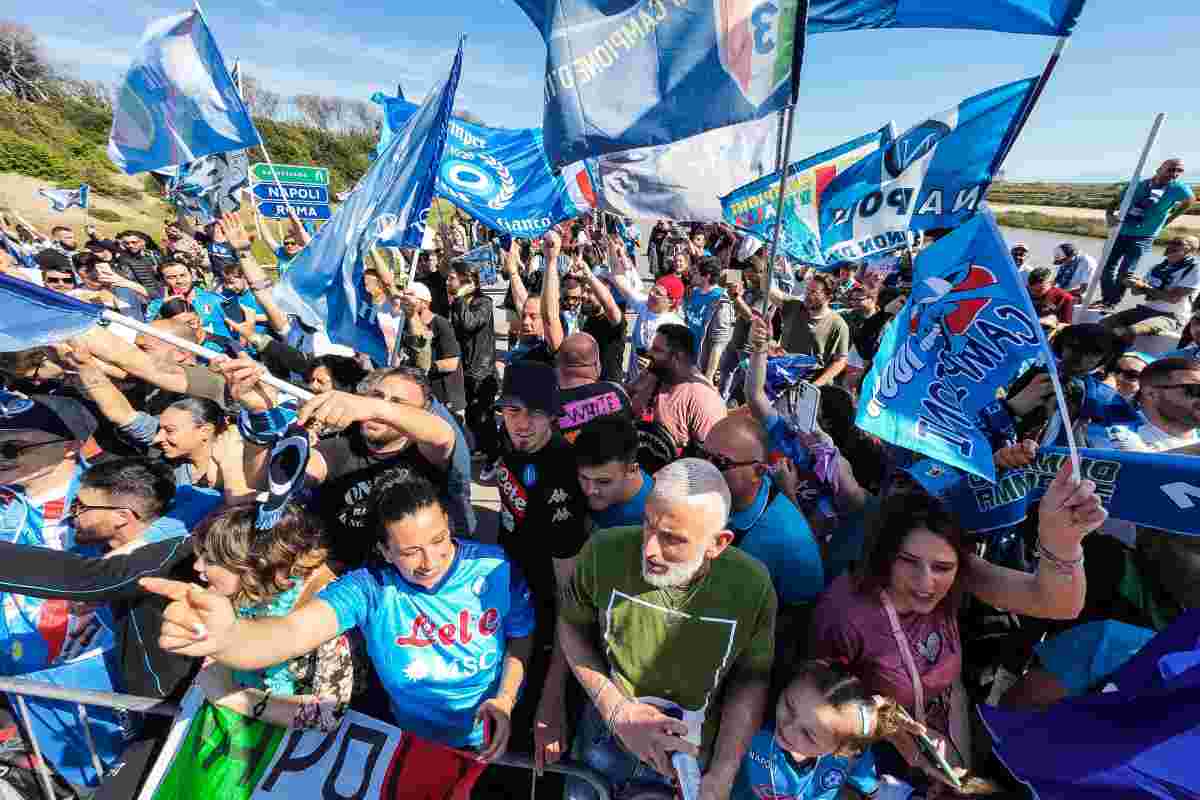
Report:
0,537,198,701
450,293,497,381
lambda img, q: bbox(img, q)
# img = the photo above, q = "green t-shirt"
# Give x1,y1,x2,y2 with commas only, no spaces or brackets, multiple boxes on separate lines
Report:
561,526,777,754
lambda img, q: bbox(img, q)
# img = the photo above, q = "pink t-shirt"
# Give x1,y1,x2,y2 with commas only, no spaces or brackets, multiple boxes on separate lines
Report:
638,376,726,451
810,575,961,735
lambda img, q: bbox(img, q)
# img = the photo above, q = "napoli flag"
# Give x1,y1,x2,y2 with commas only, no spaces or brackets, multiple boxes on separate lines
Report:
808,0,1086,35
857,211,1049,481
369,90,420,161
108,9,259,175
38,184,89,213
0,275,105,351
271,40,463,366
514,0,806,168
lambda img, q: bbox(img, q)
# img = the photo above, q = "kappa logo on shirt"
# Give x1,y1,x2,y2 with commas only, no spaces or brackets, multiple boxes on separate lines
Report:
548,488,568,504
551,508,572,523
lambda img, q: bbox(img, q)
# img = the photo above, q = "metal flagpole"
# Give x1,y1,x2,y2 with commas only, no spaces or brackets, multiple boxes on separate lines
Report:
760,105,798,318
1080,113,1166,308
99,309,315,401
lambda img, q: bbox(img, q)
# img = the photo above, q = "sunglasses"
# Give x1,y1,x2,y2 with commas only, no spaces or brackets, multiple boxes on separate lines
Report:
1158,383,1200,400
698,448,761,473
0,438,71,460
1117,369,1143,381
283,240,299,246
44,276,75,286
67,499,140,520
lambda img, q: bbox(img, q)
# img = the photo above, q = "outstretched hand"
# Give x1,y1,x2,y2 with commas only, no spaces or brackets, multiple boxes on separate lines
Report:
139,577,238,659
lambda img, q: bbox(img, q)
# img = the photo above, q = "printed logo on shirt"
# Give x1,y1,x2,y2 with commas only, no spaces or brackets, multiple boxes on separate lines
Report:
395,608,500,648
470,576,488,597
551,508,572,523
559,391,624,435
548,489,568,504
916,630,942,664
402,650,500,683
820,768,847,792
522,464,538,487
496,463,529,523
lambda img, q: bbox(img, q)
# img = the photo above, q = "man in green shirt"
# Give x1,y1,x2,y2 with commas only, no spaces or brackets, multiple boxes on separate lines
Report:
558,458,776,800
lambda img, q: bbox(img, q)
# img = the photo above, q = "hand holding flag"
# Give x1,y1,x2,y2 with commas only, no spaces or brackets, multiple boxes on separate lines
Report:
1037,459,1107,551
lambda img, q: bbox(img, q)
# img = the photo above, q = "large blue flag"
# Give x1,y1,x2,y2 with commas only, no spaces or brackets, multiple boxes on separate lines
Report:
436,118,595,237
514,0,806,168
108,9,259,175
271,41,464,366
857,212,1048,481
0,275,105,351
369,90,421,161
722,126,888,266
808,0,1086,35
163,150,249,223
38,184,89,213
818,77,1037,262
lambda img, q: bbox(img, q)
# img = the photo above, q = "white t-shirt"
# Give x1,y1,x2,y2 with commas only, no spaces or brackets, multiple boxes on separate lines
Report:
1054,254,1096,292
1144,257,1200,316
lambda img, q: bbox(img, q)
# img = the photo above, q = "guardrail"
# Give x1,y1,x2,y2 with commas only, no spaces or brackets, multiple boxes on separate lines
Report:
0,677,617,800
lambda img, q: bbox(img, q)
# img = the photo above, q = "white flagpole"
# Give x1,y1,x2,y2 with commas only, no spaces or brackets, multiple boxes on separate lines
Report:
1080,113,1166,308
99,310,315,401
760,104,797,318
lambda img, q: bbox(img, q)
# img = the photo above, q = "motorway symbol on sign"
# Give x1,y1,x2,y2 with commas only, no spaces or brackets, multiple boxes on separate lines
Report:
251,163,329,185
256,201,331,221
252,182,329,204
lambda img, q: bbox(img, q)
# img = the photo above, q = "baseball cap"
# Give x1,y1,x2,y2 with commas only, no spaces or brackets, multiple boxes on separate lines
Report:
497,361,560,416
1054,243,1077,260
0,393,97,441
655,275,685,305
1010,242,1029,253
406,282,433,303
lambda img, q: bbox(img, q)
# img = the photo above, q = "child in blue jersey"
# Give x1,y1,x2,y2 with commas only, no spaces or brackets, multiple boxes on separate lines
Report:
143,476,534,799
734,660,923,800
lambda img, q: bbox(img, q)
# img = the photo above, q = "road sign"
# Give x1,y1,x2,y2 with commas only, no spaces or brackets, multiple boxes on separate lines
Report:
252,182,329,204
251,163,329,185
256,201,331,221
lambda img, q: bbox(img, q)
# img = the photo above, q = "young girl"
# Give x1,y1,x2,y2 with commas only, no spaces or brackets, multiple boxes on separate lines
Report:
188,504,360,731
733,659,921,800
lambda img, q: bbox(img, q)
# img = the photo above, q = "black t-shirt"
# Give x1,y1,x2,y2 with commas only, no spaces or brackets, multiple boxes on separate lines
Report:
852,310,894,362
583,312,626,382
205,241,237,281
313,430,447,568
428,314,467,412
495,433,589,636
422,270,450,319
558,381,632,445
116,252,163,296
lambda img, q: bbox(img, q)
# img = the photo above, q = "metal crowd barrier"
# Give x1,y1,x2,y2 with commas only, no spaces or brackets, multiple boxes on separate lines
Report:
0,677,616,800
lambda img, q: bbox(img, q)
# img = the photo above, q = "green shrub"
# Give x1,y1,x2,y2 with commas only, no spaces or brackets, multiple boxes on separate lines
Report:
90,208,122,222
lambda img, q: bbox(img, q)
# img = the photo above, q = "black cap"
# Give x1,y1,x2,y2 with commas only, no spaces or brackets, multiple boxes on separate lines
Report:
0,393,97,441
497,361,560,416
34,250,72,272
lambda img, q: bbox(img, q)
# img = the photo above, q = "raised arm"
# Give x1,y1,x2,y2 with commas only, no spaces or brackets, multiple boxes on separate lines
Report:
254,208,280,252
74,326,191,395
288,210,312,247
541,230,566,349
744,313,774,423
578,261,622,324
219,213,289,336
505,239,529,312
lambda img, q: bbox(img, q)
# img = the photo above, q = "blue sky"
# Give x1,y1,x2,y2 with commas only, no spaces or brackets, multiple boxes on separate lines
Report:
10,0,1198,180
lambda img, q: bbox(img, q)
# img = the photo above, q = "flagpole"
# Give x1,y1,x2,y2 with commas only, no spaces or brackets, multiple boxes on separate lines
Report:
1080,113,1166,308
98,310,315,401
988,36,1068,177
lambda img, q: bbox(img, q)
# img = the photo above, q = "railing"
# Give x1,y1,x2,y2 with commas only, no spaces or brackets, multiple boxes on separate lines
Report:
0,677,616,800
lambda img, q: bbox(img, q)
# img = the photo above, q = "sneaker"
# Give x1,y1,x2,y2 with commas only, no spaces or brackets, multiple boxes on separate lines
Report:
478,460,499,483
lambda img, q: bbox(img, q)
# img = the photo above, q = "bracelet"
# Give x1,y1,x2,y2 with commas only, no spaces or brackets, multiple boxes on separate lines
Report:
606,695,632,732
252,689,272,719
1036,540,1084,576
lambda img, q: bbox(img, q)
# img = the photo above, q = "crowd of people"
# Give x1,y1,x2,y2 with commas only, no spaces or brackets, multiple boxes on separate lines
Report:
0,158,1194,800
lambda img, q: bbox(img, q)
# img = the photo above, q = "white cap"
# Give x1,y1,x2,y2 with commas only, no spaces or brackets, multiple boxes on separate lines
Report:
736,235,764,262
407,282,433,303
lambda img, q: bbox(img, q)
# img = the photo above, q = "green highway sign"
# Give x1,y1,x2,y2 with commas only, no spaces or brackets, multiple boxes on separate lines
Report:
251,163,329,185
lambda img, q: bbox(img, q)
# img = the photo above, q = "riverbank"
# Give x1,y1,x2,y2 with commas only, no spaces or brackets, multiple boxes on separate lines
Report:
991,208,1200,244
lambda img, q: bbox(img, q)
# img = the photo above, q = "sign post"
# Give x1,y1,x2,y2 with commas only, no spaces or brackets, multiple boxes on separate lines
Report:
250,163,331,221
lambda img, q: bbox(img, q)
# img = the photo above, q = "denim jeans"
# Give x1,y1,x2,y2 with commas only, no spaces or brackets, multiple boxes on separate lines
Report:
1100,234,1155,305
563,702,676,800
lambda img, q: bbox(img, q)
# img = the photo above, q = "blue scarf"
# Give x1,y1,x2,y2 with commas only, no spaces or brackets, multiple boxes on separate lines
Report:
233,577,305,694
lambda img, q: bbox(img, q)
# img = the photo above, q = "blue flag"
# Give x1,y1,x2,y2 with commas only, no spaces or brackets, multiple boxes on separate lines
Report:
0,275,105,352
437,118,595,237
979,612,1200,800
0,232,36,269
907,447,1200,537
271,41,464,366
369,90,421,161
163,150,249,223
857,212,1048,481
808,0,1086,35
818,77,1037,262
38,184,89,213
514,0,805,168
722,127,888,266
108,9,259,175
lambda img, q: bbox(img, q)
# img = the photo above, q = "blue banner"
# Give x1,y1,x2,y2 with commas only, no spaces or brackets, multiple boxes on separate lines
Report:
107,10,258,175
857,212,1048,481
38,184,89,213
369,90,420,161
271,41,463,366
807,0,1086,35
909,446,1200,537
722,127,887,266
164,150,248,224
436,119,593,237
818,78,1037,262
0,275,104,352
514,0,805,168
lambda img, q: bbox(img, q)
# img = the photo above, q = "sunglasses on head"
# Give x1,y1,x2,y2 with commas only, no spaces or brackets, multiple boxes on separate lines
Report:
0,438,71,460
698,448,761,473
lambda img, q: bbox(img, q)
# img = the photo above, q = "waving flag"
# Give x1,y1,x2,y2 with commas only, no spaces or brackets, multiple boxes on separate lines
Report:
599,115,777,222
818,77,1037,262
38,184,89,213
514,0,806,168
271,41,463,366
370,90,421,161
163,150,249,223
0,275,105,351
808,0,1086,35
436,118,595,237
108,9,259,175
0,232,37,269
857,212,1048,481
722,127,887,265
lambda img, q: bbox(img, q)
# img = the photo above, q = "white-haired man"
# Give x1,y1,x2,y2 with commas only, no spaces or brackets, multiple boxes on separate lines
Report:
557,459,776,800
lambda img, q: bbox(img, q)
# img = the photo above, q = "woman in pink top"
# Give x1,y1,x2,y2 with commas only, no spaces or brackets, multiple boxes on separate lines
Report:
811,462,1106,794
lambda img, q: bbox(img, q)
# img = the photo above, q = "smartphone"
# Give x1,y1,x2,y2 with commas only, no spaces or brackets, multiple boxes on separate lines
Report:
782,381,820,434
915,730,963,791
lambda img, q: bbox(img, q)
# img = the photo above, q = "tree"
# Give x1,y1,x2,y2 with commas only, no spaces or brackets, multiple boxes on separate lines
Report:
294,93,336,130
348,99,381,135
240,74,282,120
0,21,56,102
